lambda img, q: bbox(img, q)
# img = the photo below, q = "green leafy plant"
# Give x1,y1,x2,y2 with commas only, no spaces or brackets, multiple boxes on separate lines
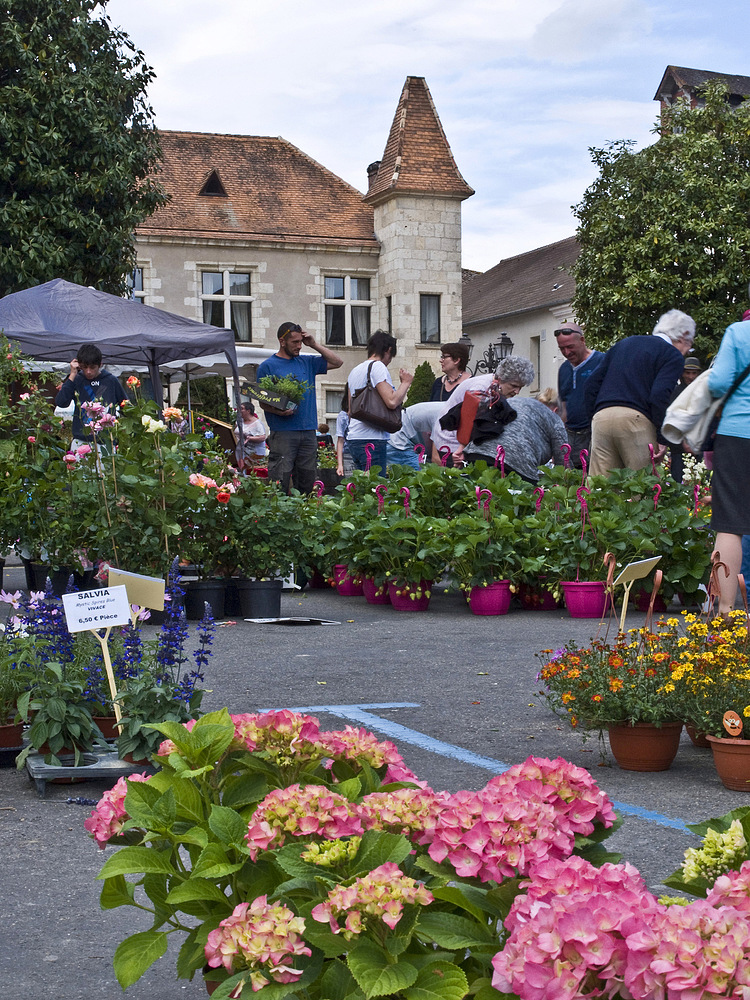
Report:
16,661,103,767
257,374,311,405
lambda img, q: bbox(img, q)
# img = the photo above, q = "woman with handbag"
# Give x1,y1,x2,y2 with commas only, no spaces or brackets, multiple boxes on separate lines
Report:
346,330,413,472
707,316,750,614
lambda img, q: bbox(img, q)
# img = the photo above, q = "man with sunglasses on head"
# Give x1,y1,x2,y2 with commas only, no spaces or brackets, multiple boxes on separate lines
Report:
256,322,343,493
554,322,603,468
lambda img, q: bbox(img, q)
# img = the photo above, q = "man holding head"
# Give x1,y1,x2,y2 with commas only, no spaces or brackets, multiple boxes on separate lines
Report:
55,343,128,447
584,309,695,477
256,322,343,493
554,322,603,468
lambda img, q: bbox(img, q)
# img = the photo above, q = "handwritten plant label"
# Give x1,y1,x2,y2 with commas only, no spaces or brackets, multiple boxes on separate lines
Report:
62,585,131,633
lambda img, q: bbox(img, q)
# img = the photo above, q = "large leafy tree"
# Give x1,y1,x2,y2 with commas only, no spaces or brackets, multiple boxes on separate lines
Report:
572,82,750,358
0,0,167,296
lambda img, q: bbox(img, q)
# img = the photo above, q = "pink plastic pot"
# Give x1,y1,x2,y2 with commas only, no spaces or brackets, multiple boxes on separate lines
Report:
387,580,432,612
362,577,391,605
469,580,512,616
333,564,363,597
561,580,608,619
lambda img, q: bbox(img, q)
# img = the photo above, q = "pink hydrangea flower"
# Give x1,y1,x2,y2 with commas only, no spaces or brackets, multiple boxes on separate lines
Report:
358,787,450,844
706,860,750,913
204,895,311,989
231,710,324,762
318,726,406,770
84,773,150,848
428,757,616,884
245,784,363,860
311,863,433,939
492,856,658,1000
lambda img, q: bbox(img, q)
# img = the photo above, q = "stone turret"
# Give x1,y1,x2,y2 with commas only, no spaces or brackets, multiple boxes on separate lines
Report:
364,77,474,367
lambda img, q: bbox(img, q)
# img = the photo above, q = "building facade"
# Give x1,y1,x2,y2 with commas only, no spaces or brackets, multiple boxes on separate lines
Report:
134,77,473,424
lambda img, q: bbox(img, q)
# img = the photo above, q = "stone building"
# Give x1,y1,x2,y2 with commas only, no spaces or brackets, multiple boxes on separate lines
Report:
134,76,473,423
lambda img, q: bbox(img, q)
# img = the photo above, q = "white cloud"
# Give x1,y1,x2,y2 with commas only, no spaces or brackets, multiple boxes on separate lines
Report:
531,0,654,63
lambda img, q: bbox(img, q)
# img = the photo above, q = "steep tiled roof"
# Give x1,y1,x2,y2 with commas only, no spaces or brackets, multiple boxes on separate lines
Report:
462,237,579,327
138,131,378,247
654,66,750,104
364,77,474,205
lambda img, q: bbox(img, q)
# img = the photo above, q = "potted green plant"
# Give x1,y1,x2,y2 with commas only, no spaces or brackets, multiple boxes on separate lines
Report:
356,514,453,611
223,483,301,617
537,624,684,770
448,508,521,615
16,661,104,767
252,374,311,413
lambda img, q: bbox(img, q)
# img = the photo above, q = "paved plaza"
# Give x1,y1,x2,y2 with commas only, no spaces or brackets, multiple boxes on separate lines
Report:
0,571,740,1000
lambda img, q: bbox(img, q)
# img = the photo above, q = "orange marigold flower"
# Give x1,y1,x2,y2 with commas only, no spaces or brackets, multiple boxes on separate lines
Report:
608,655,624,668
591,694,603,702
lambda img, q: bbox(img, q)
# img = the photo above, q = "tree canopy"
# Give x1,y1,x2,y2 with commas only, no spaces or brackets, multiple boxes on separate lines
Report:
0,0,167,297
572,82,750,359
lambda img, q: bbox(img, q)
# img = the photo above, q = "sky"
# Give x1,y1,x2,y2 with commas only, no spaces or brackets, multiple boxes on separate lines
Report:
104,0,748,274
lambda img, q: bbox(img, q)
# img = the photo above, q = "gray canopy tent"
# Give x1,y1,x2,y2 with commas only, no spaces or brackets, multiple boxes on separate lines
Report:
0,278,243,408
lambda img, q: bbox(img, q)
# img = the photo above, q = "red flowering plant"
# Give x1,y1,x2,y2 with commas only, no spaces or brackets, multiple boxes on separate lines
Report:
84,708,621,997
537,622,684,735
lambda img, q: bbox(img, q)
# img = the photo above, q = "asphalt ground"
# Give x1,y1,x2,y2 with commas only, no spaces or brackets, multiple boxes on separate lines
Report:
0,568,743,1000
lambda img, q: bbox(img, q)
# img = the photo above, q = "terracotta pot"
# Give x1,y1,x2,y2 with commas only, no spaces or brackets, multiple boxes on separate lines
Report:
607,721,682,772
561,580,609,619
518,583,560,611
707,735,750,791
388,580,432,612
685,724,711,749
362,577,390,604
93,716,120,740
0,721,23,748
469,580,512,616
333,564,363,597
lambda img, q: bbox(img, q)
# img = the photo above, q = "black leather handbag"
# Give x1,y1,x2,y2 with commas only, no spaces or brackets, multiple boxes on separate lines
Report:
349,362,402,433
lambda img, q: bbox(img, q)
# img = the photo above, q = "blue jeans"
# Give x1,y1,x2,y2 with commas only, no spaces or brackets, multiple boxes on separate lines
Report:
386,444,420,470
348,439,387,474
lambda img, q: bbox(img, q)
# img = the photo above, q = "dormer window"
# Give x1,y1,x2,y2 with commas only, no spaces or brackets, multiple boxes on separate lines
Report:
199,171,227,197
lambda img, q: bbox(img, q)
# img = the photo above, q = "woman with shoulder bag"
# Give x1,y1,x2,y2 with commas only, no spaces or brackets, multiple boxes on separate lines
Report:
707,316,750,614
346,330,413,472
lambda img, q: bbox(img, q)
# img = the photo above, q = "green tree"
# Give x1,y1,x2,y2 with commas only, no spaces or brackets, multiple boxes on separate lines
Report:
405,360,437,406
572,81,750,358
0,0,167,296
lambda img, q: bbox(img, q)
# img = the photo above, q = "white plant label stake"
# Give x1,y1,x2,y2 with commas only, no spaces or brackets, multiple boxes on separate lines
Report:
62,586,132,725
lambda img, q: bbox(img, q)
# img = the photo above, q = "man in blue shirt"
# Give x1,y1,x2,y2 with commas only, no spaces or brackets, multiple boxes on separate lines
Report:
555,322,603,468
256,322,343,493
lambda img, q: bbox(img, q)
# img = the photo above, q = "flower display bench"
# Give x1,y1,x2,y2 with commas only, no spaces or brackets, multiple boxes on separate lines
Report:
24,747,151,799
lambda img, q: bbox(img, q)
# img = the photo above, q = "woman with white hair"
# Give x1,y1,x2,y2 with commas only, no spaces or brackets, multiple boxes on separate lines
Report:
431,357,536,463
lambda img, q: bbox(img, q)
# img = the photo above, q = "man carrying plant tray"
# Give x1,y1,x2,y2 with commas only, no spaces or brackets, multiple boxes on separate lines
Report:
256,322,343,493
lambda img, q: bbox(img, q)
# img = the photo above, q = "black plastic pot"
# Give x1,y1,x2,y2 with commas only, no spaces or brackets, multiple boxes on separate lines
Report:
22,558,50,592
184,579,226,621
235,579,283,619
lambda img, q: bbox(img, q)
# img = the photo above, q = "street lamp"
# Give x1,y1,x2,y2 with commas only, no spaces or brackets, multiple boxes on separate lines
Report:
471,333,514,375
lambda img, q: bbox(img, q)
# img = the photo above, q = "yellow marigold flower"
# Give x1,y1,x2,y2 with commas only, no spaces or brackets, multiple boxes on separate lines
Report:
609,679,624,692
561,692,575,704
744,706,750,718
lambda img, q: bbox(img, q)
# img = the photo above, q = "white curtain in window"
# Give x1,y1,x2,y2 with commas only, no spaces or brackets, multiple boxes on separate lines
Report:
352,306,370,346
232,302,251,341
421,296,440,343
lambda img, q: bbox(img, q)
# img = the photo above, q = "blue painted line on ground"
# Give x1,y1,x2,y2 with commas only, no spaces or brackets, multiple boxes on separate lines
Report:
282,703,691,836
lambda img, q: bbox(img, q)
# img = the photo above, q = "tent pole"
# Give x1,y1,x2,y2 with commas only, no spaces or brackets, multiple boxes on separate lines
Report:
148,348,163,408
